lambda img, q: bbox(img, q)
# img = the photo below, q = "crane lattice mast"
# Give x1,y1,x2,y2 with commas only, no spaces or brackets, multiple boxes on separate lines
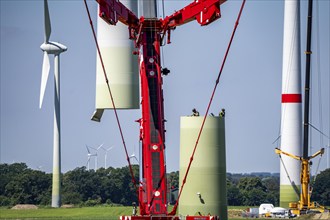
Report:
94,0,226,218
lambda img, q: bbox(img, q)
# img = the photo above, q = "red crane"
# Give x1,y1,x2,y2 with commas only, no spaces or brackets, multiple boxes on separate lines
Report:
94,0,226,219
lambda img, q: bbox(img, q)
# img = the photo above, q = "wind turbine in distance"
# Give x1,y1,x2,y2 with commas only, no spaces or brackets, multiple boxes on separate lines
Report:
95,143,104,170
86,144,103,170
129,145,139,164
86,145,97,171
39,0,67,208
100,145,113,169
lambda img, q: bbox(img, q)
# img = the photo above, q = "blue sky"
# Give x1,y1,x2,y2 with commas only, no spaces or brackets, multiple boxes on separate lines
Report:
1,0,329,174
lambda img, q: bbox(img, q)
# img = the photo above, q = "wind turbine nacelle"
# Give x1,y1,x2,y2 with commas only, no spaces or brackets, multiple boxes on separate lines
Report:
40,42,67,54
94,1,139,110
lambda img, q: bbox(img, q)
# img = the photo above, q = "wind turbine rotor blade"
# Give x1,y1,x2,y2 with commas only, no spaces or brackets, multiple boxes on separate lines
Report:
89,146,97,150
86,145,91,154
97,143,104,150
39,51,50,108
44,0,51,42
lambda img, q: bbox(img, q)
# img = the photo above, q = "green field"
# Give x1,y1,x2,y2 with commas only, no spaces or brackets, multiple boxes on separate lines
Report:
0,206,243,220
0,206,316,220
0,206,132,220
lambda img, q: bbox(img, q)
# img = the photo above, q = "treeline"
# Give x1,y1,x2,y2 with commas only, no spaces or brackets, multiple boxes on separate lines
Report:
0,163,139,206
1,163,329,207
227,173,279,206
227,170,330,206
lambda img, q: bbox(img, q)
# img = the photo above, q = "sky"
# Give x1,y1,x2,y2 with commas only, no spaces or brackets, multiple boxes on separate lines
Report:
1,0,329,175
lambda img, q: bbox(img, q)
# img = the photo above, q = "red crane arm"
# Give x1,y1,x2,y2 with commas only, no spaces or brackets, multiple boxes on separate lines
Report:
96,0,139,27
92,0,230,218
163,0,226,27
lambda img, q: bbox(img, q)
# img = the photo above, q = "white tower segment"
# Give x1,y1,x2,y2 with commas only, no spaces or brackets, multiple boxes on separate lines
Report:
280,0,302,208
39,0,67,208
92,0,139,123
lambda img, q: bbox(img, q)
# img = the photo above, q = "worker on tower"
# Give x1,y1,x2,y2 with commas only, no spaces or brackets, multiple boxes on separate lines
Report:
219,108,225,117
192,108,200,116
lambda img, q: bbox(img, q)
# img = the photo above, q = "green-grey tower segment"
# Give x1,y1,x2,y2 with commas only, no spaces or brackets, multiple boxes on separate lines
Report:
179,116,227,220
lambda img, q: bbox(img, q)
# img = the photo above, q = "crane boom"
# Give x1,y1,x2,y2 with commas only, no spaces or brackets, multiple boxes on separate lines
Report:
97,0,227,44
94,0,226,218
96,0,138,26
275,147,325,214
163,0,226,27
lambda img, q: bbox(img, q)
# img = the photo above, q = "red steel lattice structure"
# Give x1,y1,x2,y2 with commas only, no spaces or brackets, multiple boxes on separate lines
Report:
95,0,226,218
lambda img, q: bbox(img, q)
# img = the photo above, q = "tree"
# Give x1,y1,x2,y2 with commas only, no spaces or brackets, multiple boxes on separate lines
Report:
167,171,179,189
62,167,100,203
0,163,28,196
262,176,279,192
1,164,51,205
262,176,279,206
311,168,330,206
61,165,139,206
243,188,267,206
227,184,243,206
115,165,139,205
1,163,285,207
238,177,267,192
236,176,279,206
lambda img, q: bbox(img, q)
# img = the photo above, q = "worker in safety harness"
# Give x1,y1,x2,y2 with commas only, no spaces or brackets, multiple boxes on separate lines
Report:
192,108,200,116
219,108,225,117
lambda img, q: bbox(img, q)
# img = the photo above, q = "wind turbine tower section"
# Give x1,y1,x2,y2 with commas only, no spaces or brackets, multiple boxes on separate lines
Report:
94,1,139,112
179,116,227,220
280,0,302,208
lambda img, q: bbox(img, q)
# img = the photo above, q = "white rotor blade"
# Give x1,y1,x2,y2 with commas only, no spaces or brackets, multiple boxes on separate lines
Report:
86,145,91,154
97,143,104,150
44,0,51,42
89,146,97,151
39,51,50,108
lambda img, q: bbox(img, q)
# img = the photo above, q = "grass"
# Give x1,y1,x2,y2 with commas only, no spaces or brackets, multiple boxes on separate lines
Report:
0,206,132,219
0,206,316,220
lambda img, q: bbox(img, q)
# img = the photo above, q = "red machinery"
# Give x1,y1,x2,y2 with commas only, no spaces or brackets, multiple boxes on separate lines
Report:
95,0,226,218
